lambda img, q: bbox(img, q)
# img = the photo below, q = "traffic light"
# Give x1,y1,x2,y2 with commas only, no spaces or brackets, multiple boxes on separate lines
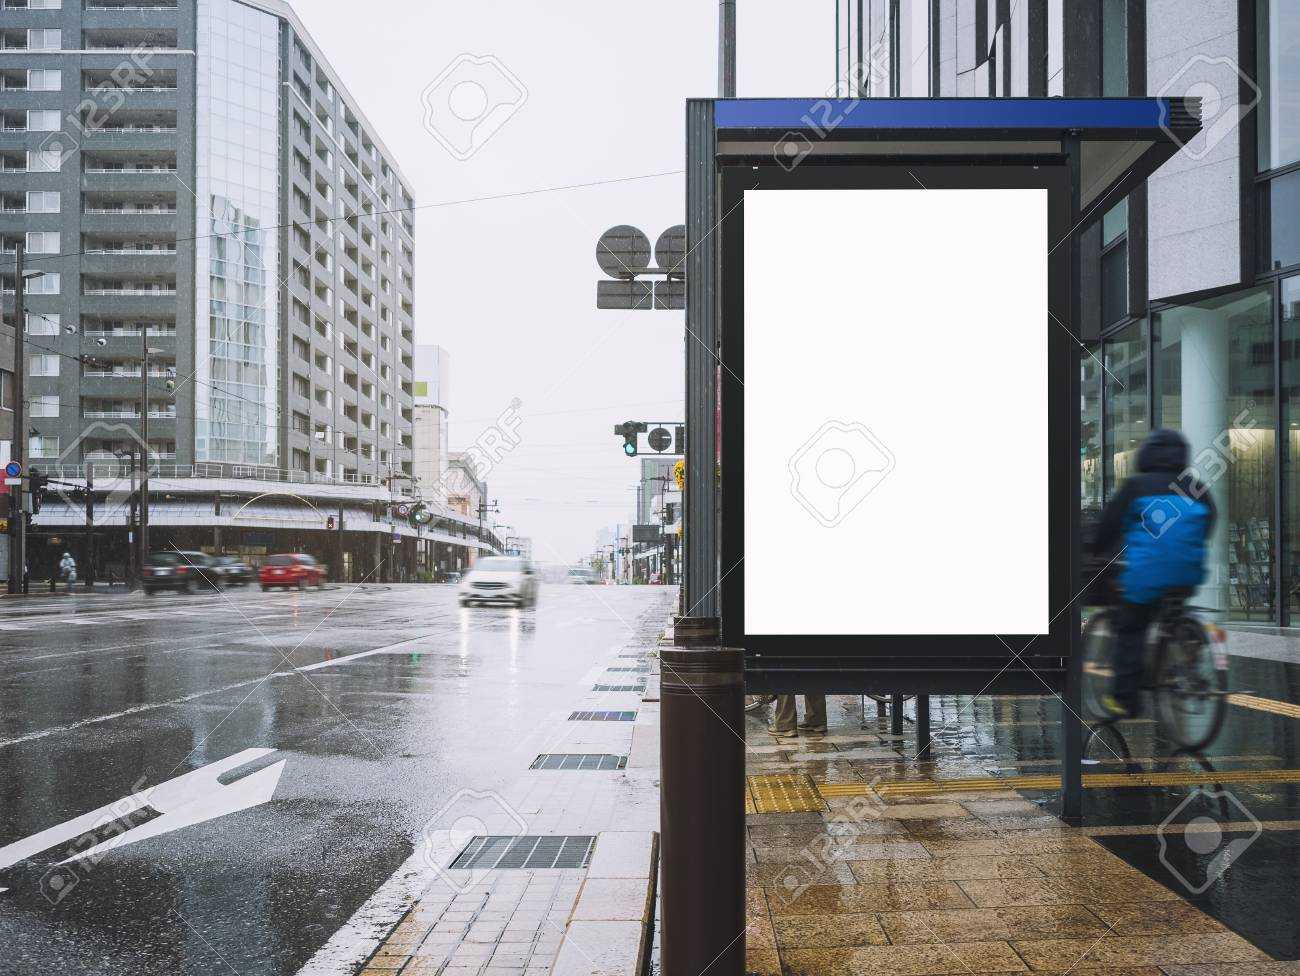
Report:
326,515,335,531
409,503,433,526
614,421,647,457
28,468,48,515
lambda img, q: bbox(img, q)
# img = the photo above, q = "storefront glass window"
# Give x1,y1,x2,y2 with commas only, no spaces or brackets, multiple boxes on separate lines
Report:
1082,350,1103,520
1257,0,1299,171
1154,287,1275,620
1103,319,1147,499
1280,277,1300,617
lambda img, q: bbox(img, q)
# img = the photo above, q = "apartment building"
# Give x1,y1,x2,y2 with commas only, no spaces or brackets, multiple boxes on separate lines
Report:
0,0,416,483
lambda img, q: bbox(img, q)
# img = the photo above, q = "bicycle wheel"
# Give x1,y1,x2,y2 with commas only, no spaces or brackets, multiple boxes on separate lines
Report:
1081,609,1117,722
1153,615,1228,752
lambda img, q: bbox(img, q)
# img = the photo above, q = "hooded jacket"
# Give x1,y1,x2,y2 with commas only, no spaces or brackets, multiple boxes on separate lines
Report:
1092,428,1216,605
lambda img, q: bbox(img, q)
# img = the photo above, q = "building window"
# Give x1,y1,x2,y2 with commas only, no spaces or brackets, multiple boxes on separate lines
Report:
29,435,59,458
26,110,59,131
1257,168,1300,272
24,312,58,335
1101,0,1128,96
1258,0,1299,172
27,147,63,173
29,354,59,377
28,395,58,418
27,29,61,51
1101,199,1129,327
26,191,58,213
28,69,60,91
1082,351,1103,518
25,231,58,254
0,369,12,411
1154,286,1275,620
1102,318,1148,498
1281,275,1300,618
24,272,59,295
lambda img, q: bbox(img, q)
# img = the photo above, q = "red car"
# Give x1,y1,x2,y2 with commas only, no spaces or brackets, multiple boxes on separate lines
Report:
259,554,326,591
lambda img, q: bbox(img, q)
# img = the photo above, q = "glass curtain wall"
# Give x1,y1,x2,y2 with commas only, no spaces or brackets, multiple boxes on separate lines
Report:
1281,277,1300,616
1103,319,1148,497
194,0,282,466
1153,288,1276,620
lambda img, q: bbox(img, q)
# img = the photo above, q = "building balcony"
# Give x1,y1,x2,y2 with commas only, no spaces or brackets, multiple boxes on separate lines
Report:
81,28,179,51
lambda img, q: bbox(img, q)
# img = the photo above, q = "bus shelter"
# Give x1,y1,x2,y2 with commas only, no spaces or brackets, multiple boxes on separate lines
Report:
667,96,1202,976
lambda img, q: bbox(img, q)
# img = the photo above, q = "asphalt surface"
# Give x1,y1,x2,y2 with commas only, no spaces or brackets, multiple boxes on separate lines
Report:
0,582,672,976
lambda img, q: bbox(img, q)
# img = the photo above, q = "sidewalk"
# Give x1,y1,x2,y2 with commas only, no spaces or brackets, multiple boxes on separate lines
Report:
311,597,670,976
741,698,1294,976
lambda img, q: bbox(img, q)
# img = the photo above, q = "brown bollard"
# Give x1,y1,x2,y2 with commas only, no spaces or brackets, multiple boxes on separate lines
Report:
660,616,745,976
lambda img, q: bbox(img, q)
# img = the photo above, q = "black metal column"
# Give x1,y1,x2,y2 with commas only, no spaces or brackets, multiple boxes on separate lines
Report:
890,694,904,735
1062,134,1086,823
915,694,931,759
661,616,744,976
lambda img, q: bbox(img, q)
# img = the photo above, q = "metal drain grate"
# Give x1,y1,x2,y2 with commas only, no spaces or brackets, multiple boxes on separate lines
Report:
449,835,596,870
568,710,637,721
617,653,647,659
592,683,646,692
530,753,627,770
607,666,650,673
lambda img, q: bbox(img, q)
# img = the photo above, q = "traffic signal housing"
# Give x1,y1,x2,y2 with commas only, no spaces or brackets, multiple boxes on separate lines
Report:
28,468,48,515
614,421,647,457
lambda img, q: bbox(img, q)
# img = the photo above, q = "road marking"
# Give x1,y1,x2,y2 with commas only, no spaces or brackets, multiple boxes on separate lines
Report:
0,749,282,873
1229,694,1300,720
817,767,1300,798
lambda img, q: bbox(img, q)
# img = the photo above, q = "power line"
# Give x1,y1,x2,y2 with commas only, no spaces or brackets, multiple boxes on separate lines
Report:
5,169,686,271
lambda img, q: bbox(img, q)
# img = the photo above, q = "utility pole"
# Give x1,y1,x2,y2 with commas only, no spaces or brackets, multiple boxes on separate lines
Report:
138,330,150,570
84,461,95,588
719,0,736,97
8,243,25,594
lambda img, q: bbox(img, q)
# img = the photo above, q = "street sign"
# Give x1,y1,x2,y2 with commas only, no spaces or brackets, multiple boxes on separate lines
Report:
633,524,662,543
392,532,401,544
3,479,19,487
596,225,651,279
648,427,672,453
4,461,21,479
396,504,410,518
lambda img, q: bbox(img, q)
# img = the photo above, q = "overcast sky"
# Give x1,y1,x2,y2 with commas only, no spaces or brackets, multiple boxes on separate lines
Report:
296,2,831,562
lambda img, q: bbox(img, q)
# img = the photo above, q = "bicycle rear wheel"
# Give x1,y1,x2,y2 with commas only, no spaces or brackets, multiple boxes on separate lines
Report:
1153,615,1228,751
1081,609,1116,722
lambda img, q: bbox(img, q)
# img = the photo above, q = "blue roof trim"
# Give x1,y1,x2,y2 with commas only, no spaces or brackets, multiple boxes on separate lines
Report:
715,98,1175,131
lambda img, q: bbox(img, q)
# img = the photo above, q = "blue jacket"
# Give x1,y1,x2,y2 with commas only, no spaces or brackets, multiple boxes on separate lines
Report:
1092,429,1216,605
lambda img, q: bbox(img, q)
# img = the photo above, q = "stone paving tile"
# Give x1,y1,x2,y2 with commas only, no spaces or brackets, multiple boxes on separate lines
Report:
879,904,1111,944
1011,933,1269,969
780,939,1028,974
765,880,975,915
848,855,1047,883
771,910,891,948
957,874,1184,908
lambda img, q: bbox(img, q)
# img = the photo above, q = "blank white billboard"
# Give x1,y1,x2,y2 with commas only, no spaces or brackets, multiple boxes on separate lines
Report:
743,187,1049,636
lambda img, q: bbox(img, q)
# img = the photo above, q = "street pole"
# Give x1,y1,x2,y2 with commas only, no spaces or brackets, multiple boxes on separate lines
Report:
8,243,25,594
719,0,736,97
84,461,95,588
138,331,150,569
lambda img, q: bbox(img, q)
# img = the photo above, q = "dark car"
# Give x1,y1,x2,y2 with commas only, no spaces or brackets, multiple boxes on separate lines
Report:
258,553,326,590
211,555,253,586
142,551,224,595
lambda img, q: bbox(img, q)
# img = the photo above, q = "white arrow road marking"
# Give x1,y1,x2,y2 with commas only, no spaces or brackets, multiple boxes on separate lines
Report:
0,748,282,874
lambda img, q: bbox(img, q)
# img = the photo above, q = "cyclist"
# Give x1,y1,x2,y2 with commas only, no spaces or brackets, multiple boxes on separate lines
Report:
1091,428,1215,718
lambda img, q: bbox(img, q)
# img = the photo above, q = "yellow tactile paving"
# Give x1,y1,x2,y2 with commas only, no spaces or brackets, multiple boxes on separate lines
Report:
817,767,1300,798
1228,693,1300,720
748,772,827,813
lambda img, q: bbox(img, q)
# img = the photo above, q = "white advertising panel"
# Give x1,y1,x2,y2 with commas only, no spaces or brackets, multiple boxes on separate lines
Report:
743,188,1049,635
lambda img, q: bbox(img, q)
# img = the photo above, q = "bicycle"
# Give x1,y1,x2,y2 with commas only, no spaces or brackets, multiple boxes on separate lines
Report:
1081,588,1231,752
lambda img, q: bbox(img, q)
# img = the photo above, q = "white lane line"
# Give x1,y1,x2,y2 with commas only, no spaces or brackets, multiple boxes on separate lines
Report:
0,674,285,750
293,633,446,672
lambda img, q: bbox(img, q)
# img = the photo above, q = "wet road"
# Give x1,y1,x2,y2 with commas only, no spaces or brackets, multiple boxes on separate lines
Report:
0,582,672,976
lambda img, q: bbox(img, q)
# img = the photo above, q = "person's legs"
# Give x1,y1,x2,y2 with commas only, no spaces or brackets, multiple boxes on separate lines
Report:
769,695,797,735
1111,601,1155,715
799,695,827,732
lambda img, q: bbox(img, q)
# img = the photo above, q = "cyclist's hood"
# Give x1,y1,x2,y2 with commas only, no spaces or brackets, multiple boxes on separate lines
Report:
1137,428,1189,474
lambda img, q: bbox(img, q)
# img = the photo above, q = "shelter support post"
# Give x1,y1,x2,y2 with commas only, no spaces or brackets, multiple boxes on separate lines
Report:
661,617,745,976
1062,134,1085,824
915,694,931,759
891,694,904,736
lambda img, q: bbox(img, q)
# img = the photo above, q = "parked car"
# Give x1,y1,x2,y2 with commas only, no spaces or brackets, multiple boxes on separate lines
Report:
567,567,599,585
143,551,224,595
211,555,253,586
458,556,539,608
259,553,326,591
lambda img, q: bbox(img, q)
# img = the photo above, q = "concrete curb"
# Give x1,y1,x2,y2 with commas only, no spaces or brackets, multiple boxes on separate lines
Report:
552,831,659,976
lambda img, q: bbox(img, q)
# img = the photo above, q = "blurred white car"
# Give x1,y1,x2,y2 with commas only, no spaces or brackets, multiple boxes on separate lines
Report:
458,556,539,608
